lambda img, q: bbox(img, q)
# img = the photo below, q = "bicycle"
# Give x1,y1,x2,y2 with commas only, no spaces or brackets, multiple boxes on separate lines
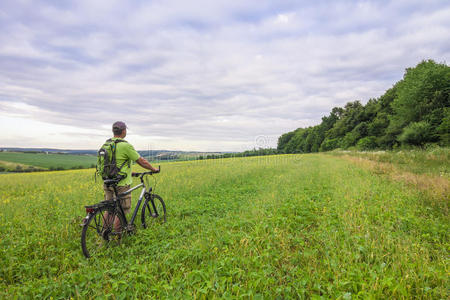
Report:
80,169,166,258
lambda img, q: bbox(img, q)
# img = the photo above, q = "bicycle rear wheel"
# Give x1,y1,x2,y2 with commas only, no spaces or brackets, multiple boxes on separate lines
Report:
81,206,126,258
141,194,166,228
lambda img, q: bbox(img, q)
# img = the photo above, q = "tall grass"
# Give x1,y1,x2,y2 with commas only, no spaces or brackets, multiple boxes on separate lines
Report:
0,154,448,298
329,147,449,178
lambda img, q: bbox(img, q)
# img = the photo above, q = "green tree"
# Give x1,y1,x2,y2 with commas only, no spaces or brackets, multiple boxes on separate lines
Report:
389,60,449,144
327,101,364,139
277,60,449,152
277,131,295,152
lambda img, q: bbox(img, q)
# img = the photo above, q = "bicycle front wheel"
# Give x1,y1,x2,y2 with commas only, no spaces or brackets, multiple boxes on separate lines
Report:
81,206,126,258
141,194,166,228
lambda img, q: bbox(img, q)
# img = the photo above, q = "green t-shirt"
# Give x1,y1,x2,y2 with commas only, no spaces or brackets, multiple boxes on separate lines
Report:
111,138,141,186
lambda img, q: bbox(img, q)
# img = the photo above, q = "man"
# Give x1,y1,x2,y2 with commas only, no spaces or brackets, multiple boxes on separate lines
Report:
104,121,159,228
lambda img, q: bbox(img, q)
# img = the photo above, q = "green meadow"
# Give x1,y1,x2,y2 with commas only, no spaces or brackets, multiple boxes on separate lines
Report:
0,152,96,171
0,154,448,298
329,147,450,178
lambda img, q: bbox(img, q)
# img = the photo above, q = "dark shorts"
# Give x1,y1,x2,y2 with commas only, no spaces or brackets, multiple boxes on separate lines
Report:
103,184,132,214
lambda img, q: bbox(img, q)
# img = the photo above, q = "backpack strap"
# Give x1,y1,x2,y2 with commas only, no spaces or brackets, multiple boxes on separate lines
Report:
112,138,131,174
113,138,128,143
117,160,128,172
110,138,127,159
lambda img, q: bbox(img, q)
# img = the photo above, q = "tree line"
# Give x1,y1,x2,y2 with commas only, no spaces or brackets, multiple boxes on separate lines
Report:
197,148,279,160
278,60,449,153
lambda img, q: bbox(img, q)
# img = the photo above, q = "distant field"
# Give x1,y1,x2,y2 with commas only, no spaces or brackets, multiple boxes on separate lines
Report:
0,154,448,298
0,152,96,171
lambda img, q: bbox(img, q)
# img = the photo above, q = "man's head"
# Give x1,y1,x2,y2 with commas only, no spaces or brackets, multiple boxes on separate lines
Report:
112,121,127,137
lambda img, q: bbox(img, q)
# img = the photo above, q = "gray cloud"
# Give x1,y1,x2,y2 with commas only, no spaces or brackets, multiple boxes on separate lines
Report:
0,0,449,150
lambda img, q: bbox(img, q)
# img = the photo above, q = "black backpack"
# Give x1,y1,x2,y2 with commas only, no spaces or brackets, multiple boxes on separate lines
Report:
96,138,129,180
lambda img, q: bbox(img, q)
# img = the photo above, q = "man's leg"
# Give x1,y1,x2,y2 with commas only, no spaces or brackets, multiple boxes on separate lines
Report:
103,185,120,234
108,185,131,232
116,185,131,231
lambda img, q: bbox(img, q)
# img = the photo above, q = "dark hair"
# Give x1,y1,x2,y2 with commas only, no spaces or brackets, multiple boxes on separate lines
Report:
113,128,124,135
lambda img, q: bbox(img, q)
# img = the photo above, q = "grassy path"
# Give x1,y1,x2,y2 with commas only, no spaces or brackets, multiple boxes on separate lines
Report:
0,154,448,298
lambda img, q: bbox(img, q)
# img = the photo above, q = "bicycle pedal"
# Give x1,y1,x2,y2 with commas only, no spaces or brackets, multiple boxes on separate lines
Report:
102,228,111,240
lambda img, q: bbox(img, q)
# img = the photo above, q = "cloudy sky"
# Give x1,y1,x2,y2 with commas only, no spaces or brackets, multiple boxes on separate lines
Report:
1,0,449,151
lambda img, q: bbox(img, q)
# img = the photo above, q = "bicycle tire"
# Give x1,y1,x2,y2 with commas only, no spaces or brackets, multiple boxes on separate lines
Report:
81,205,126,258
141,194,166,228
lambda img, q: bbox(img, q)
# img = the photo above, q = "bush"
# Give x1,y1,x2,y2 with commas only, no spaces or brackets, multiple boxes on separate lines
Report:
342,131,359,148
357,136,378,150
398,121,433,146
320,138,340,152
437,108,450,146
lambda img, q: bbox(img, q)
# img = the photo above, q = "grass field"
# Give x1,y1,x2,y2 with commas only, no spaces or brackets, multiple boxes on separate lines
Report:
0,154,448,298
0,152,96,171
328,147,450,178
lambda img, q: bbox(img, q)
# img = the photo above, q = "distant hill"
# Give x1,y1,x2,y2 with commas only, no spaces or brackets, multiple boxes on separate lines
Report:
0,152,97,172
0,148,97,155
0,147,224,157
0,147,227,166
0,148,227,172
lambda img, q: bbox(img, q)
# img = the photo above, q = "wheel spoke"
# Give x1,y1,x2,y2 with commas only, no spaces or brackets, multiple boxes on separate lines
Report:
81,206,126,258
87,224,100,231
141,194,166,228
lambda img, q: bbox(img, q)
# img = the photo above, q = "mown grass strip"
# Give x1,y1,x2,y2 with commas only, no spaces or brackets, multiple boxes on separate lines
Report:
328,148,450,178
332,153,449,216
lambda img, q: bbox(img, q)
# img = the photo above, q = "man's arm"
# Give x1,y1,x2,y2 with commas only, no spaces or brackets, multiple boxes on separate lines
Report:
136,157,159,172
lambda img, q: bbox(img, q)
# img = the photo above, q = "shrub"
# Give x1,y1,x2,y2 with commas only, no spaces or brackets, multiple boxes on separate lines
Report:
342,131,359,148
398,121,433,146
357,136,378,150
437,108,450,146
320,138,340,152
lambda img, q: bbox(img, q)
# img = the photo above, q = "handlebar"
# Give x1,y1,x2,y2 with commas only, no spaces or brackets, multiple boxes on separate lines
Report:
132,166,160,178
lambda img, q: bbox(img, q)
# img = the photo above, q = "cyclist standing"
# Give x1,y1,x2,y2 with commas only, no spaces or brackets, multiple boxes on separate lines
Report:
103,121,159,228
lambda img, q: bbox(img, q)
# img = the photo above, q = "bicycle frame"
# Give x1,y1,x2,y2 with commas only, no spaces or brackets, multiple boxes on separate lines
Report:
113,179,151,227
